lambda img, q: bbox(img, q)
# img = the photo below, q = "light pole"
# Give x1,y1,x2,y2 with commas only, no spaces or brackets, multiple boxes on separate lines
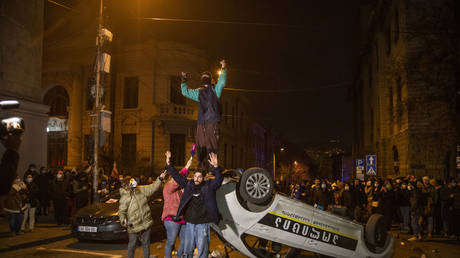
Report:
92,0,104,203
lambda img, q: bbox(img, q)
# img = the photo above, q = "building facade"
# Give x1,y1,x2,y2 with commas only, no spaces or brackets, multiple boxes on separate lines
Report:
352,0,459,179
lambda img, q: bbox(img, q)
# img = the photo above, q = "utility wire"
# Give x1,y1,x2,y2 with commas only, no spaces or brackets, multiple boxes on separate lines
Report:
223,82,351,93
47,0,73,10
139,17,304,29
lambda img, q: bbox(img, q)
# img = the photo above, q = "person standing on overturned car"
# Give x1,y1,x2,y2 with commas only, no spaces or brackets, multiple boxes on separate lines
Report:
118,171,167,258
165,150,223,258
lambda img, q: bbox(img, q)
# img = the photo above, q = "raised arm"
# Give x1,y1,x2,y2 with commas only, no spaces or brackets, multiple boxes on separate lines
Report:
180,72,199,102
139,172,165,197
215,60,227,98
165,151,188,188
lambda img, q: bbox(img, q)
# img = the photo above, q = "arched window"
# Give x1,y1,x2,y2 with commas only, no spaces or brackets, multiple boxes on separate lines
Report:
44,86,69,117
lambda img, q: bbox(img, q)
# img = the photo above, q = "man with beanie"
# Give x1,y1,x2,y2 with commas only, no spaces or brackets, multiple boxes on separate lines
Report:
165,150,223,258
180,60,227,171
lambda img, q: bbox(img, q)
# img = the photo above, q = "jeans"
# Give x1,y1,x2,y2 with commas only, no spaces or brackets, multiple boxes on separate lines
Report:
164,220,186,258
127,227,151,258
182,222,210,258
400,206,410,230
21,204,36,230
8,212,24,234
411,214,422,236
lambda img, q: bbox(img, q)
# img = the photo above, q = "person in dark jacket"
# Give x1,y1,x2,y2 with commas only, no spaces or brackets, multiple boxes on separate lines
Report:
342,183,356,219
51,170,68,225
36,167,52,215
440,180,454,237
409,181,425,241
312,182,332,210
165,151,223,258
21,174,39,232
396,182,411,232
74,173,90,211
0,133,21,196
180,60,226,171
379,181,395,230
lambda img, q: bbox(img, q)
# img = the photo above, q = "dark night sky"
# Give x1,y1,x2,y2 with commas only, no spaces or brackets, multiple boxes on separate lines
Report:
45,0,358,150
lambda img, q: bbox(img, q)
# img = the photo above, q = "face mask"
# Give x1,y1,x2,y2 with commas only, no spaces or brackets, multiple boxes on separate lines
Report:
57,174,63,180
407,185,413,190
26,178,33,183
129,178,137,188
321,184,326,189
345,186,350,191
201,76,211,85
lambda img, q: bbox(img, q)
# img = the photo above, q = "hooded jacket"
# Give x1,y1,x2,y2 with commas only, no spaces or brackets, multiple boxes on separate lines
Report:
118,178,162,233
4,183,25,213
165,164,223,224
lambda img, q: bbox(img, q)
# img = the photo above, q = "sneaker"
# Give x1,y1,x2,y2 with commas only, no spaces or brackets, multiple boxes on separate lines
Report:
408,236,418,241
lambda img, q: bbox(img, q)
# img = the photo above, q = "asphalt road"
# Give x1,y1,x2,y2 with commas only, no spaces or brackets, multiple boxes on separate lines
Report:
1,215,459,258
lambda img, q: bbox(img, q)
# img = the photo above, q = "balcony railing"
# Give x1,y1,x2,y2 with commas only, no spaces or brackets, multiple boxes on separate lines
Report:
159,103,196,119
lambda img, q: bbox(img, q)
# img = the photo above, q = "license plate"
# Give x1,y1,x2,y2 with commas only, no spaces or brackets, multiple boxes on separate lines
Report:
78,226,97,232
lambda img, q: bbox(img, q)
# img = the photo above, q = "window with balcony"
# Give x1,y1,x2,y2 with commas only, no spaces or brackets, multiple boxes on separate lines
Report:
170,76,185,105
124,76,138,108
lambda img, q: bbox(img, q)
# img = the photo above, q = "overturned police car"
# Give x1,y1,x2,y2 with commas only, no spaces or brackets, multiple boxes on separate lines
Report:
211,168,394,258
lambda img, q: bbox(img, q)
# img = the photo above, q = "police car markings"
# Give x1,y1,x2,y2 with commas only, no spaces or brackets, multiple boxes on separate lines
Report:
258,211,358,251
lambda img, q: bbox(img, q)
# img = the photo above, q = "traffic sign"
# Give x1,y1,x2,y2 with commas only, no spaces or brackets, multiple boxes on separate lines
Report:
366,165,377,176
356,158,364,168
366,155,377,166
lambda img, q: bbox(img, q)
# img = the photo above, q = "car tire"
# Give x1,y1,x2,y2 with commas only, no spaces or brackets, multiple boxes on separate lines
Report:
365,214,387,247
239,167,274,205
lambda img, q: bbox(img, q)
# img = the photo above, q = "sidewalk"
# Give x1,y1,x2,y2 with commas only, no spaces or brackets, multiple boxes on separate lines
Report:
0,213,72,253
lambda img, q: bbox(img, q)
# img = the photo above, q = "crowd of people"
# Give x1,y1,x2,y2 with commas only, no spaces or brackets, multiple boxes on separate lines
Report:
282,175,460,241
1,161,157,234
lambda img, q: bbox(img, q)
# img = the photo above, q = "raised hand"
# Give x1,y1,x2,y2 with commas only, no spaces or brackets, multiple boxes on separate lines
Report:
165,151,172,165
208,152,218,168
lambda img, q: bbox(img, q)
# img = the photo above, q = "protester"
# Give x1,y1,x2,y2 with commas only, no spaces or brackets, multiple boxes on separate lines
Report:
408,181,425,241
165,151,223,258
162,157,192,258
118,171,166,258
51,170,68,225
36,167,52,216
180,60,227,171
21,174,39,232
4,177,26,235
0,133,21,196
312,181,332,211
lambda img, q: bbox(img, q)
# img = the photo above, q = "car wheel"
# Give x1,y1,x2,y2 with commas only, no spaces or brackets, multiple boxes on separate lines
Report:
239,167,274,205
365,214,387,247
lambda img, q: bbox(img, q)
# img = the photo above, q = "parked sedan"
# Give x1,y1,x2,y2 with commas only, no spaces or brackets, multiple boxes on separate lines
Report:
72,189,165,241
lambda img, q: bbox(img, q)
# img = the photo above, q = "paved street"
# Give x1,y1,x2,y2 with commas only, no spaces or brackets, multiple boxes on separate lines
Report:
1,215,459,258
